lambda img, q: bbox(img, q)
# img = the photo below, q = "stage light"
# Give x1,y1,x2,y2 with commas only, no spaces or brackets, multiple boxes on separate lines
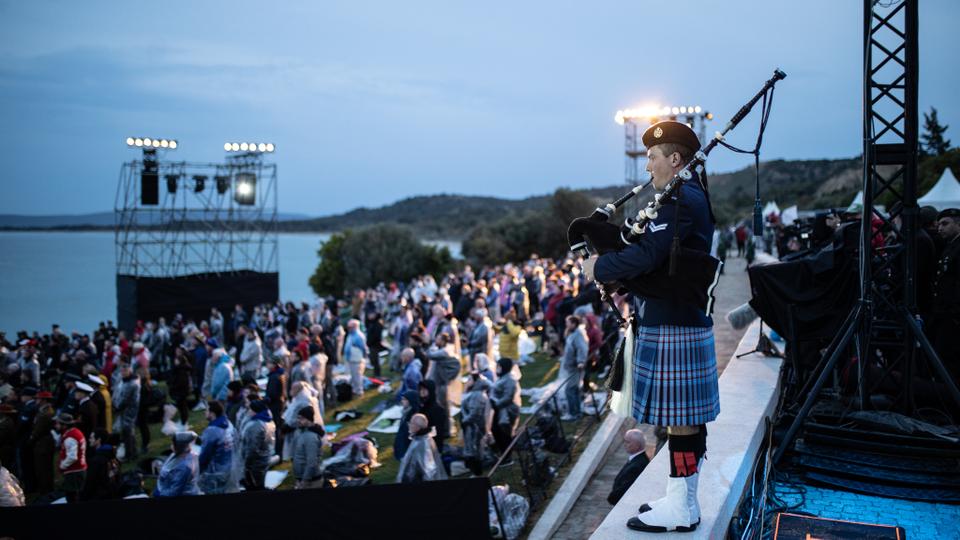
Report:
694,105,702,113
128,137,177,151
614,105,664,125
215,175,230,194
680,106,687,114
193,175,207,193
234,173,256,205
671,107,680,115
165,174,179,194
224,141,275,153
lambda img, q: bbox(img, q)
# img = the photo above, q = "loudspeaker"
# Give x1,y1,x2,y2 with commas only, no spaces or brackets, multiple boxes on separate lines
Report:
141,162,159,205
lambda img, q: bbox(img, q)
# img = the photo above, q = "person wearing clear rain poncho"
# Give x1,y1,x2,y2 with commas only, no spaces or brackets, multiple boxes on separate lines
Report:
396,413,447,483
198,401,240,494
154,431,201,497
282,381,322,461
460,373,493,476
490,358,522,456
241,400,276,491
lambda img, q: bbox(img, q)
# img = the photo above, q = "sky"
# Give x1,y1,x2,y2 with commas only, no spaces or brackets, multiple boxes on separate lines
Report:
1,0,958,217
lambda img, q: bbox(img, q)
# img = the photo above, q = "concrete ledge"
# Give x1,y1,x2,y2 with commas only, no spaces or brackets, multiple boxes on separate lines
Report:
528,412,627,540
590,320,783,539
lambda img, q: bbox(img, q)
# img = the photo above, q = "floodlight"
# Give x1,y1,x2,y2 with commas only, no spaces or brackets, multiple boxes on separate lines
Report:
234,173,256,205
705,112,714,120
231,143,240,151
257,143,266,152
694,106,702,113
680,106,687,114
240,143,249,151
224,143,231,151
128,137,176,150
265,143,274,152
671,107,679,115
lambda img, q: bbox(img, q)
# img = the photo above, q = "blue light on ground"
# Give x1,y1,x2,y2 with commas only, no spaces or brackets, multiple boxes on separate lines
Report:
774,482,960,540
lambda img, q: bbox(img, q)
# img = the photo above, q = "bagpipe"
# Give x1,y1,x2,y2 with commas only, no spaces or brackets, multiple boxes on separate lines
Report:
568,69,787,319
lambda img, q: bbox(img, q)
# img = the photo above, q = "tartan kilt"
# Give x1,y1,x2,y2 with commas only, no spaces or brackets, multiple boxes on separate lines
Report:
631,325,720,426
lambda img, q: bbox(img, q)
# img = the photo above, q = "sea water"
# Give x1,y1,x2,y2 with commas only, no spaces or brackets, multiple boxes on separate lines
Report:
0,231,460,336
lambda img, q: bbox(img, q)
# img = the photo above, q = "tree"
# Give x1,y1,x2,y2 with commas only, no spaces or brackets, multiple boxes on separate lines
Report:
309,231,350,297
921,107,951,156
309,224,455,297
462,188,598,266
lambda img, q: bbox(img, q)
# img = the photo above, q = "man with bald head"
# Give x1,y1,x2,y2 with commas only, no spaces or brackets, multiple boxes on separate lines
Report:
608,429,651,504
396,413,447,483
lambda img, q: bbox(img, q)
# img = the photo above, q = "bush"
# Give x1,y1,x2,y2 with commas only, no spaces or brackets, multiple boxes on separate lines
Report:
309,224,455,297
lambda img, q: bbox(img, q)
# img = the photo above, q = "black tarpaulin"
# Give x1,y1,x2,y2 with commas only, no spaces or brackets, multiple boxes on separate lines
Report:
1,477,491,540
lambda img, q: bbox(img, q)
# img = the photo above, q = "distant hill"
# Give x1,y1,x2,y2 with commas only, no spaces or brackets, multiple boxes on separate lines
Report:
0,156,870,236
280,157,866,236
279,194,549,238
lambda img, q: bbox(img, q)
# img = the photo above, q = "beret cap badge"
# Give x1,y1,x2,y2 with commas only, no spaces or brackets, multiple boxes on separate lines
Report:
654,126,664,138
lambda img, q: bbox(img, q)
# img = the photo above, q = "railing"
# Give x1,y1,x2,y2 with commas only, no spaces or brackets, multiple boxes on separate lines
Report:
485,363,612,539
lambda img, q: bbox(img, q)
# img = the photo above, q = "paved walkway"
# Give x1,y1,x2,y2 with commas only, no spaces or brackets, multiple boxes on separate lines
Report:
550,255,754,540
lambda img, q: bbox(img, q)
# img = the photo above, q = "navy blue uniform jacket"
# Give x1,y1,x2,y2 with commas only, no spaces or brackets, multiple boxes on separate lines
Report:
594,175,714,327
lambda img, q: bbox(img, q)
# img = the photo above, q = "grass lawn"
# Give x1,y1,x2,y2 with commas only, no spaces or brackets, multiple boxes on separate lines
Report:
124,342,598,500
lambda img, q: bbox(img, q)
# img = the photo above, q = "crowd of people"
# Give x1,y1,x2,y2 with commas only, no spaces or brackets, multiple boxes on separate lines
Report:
0,253,621,504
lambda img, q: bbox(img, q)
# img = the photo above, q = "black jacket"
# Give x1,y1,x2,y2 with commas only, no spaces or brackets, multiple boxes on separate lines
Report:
418,381,448,449
595,178,714,327
78,398,100,439
607,452,650,505
82,445,120,501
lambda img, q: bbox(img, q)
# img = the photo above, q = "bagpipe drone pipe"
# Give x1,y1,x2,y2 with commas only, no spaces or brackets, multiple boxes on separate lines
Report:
568,69,787,316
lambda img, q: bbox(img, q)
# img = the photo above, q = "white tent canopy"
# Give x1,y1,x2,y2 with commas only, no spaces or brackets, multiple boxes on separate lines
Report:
918,167,960,211
762,201,780,217
781,205,798,226
846,191,863,213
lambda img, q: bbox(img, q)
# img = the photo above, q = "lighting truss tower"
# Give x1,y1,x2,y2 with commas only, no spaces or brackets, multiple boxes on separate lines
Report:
114,142,280,330
115,150,278,277
774,0,960,464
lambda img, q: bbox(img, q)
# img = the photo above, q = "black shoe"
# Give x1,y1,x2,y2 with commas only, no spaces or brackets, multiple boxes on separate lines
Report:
626,516,699,533
638,503,652,513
